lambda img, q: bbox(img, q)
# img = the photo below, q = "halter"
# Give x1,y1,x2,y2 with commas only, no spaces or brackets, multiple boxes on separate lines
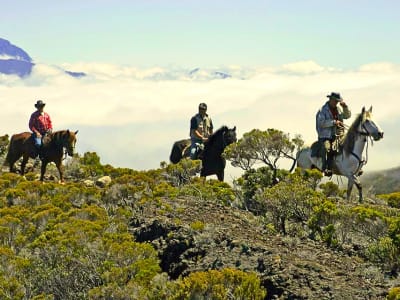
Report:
350,120,374,174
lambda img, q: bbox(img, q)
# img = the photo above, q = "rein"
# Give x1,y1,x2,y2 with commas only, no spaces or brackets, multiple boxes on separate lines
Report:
338,122,370,175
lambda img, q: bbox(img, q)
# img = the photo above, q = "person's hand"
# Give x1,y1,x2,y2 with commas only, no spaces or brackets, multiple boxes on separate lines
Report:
36,132,42,137
335,120,344,127
202,137,208,142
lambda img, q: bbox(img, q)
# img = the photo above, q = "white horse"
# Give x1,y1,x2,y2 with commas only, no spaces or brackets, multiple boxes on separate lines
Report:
296,106,384,201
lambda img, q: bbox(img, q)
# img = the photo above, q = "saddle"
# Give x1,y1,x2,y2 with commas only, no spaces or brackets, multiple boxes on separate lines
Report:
183,142,204,160
31,132,52,146
310,139,341,158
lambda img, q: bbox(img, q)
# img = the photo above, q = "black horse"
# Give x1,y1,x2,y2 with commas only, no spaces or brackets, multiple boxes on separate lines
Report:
169,126,237,181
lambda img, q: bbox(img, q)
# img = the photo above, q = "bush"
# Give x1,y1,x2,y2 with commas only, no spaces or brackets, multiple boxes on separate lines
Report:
170,268,266,300
387,286,400,300
257,173,321,234
378,192,400,209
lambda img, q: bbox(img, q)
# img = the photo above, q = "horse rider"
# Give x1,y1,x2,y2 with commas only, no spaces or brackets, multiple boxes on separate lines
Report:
29,100,53,159
316,92,351,176
190,102,213,159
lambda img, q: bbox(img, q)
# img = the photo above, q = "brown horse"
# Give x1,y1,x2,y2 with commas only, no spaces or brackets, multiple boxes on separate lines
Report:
5,130,78,182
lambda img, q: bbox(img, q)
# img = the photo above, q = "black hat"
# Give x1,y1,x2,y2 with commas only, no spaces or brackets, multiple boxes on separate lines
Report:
326,92,343,101
198,102,207,110
34,100,46,108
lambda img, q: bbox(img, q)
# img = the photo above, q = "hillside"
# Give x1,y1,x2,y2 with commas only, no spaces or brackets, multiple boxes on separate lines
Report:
362,167,400,195
1,145,400,299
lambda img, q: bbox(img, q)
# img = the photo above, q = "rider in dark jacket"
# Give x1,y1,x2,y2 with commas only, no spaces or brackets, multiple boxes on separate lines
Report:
189,102,213,159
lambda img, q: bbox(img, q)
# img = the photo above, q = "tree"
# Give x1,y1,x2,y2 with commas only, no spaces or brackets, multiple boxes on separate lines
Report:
225,128,304,178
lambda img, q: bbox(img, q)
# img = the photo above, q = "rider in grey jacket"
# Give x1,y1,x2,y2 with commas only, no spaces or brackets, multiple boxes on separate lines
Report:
316,92,351,175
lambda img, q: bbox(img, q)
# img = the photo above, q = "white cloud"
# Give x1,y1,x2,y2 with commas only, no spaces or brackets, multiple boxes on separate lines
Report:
282,60,326,74
1,61,399,179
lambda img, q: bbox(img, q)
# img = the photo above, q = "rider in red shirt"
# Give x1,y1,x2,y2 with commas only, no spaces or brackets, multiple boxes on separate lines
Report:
29,100,53,158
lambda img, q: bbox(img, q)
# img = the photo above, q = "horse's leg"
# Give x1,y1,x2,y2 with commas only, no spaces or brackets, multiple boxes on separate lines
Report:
40,161,48,182
217,170,224,182
8,156,17,173
20,154,29,176
56,160,64,183
354,176,363,203
346,176,354,201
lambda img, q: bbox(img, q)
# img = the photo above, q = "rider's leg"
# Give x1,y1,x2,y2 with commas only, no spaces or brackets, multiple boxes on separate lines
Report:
324,139,334,175
33,133,42,158
190,140,198,160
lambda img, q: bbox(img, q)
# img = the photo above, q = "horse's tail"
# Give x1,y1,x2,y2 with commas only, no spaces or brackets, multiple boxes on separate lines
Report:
3,134,15,166
170,140,183,164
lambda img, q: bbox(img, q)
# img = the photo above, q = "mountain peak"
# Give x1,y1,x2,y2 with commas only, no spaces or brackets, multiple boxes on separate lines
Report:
0,38,86,78
0,38,32,62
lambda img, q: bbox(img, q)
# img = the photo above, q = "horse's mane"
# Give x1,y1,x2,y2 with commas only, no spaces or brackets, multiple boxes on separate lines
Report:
342,112,364,153
205,126,228,149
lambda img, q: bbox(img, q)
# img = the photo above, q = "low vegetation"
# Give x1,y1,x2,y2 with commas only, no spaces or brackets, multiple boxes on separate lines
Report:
0,130,399,298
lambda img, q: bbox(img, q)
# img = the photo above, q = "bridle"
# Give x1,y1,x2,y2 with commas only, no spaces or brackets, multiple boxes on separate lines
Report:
351,119,377,173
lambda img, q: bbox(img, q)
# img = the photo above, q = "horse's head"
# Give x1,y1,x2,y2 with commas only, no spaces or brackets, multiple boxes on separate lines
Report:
360,106,384,141
223,126,237,146
55,130,78,156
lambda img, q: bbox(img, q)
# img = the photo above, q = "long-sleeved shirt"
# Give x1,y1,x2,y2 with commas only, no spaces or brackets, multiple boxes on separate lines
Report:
29,111,53,135
316,102,351,139
190,113,213,142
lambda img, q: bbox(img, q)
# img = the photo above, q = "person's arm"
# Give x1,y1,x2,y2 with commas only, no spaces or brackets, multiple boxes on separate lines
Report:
190,117,207,141
340,102,351,119
46,113,53,131
29,113,41,136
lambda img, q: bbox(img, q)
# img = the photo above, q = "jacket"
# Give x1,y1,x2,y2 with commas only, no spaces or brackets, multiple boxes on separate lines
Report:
316,102,351,139
190,113,213,141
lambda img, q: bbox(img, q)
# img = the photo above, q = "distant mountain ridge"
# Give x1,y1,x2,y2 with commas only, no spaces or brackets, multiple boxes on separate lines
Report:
0,38,238,81
362,166,400,194
0,38,34,77
0,38,86,78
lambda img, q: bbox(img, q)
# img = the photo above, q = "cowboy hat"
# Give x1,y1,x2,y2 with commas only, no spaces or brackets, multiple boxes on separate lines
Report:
34,100,46,108
326,92,343,101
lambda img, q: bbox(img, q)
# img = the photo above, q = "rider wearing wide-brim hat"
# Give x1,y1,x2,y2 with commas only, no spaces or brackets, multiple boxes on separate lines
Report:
29,100,53,158
316,92,351,176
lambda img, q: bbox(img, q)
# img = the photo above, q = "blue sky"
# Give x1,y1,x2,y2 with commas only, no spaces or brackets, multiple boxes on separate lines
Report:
1,1,400,181
2,0,400,67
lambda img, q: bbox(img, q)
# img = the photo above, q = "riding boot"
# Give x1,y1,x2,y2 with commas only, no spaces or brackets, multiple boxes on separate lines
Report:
325,153,333,176
320,146,327,173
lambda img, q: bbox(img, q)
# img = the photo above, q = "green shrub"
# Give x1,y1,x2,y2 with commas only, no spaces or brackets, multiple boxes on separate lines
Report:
164,158,202,186
378,192,400,209
258,173,321,234
170,268,266,300
367,237,399,272
190,220,205,231
387,286,400,300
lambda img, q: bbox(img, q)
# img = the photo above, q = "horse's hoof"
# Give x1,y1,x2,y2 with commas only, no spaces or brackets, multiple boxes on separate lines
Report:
59,180,65,185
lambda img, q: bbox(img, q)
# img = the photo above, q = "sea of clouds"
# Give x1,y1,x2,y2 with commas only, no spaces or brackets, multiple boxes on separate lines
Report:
0,60,399,181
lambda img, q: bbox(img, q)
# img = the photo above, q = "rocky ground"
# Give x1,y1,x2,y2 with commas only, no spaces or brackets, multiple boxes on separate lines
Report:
129,195,393,300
